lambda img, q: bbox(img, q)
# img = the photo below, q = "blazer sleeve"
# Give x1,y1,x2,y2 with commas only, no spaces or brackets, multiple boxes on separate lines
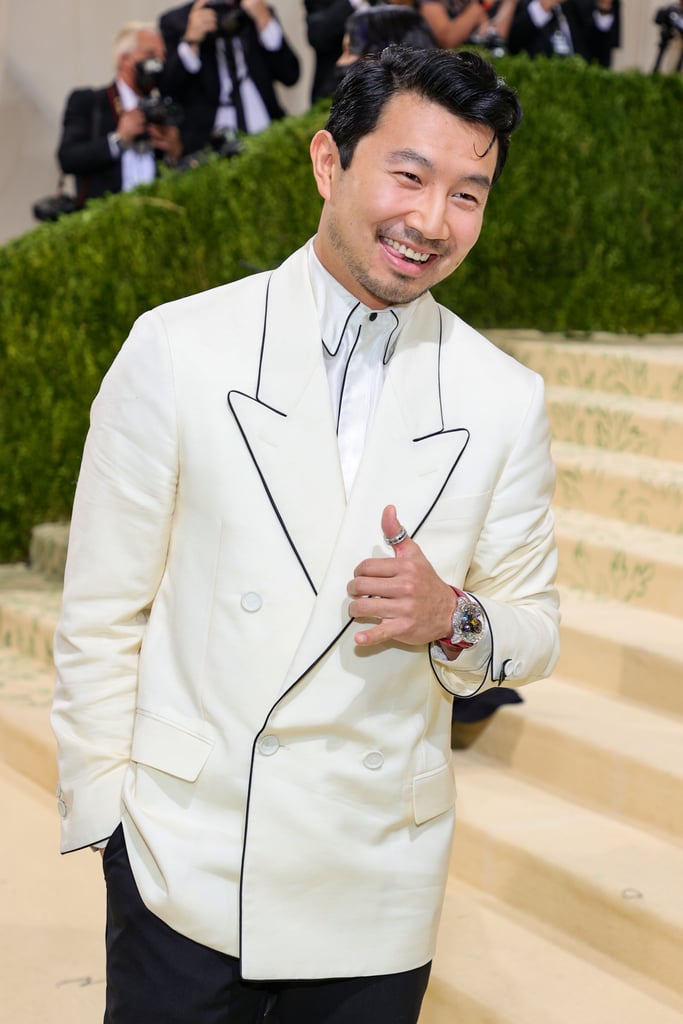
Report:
51,310,179,852
57,88,117,176
430,372,560,697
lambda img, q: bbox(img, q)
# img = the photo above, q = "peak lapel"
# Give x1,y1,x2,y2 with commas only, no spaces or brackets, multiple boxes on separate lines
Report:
228,247,346,595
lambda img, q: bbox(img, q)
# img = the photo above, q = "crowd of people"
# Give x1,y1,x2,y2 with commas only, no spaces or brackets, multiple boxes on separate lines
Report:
53,0,620,210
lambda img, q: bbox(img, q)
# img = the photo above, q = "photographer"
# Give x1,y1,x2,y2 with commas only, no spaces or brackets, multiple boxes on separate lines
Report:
57,22,183,208
508,0,620,66
159,0,300,155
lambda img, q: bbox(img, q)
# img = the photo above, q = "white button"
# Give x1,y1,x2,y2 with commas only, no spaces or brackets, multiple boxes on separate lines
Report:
57,800,67,818
363,751,384,771
258,735,280,756
241,592,262,613
55,783,61,798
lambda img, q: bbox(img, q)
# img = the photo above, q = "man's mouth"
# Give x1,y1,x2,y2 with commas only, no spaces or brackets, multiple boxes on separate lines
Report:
380,236,435,265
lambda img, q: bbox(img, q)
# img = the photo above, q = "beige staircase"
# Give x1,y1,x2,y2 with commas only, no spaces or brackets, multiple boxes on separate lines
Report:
1,335,683,1021
423,335,683,1023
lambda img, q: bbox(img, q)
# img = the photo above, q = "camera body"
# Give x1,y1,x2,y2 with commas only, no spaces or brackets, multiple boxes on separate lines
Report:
134,58,182,127
205,0,249,37
654,3,683,33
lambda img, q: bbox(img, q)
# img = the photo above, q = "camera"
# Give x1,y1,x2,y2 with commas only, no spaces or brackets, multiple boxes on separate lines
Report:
652,3,683,72
205,1,249,37
654,3,683,32
134,58,182,127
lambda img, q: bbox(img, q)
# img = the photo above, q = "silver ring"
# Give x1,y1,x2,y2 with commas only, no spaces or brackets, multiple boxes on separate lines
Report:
384,527,407,546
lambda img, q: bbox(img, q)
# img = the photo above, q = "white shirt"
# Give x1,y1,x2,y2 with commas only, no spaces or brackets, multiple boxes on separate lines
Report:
307,241,418,498
178,18,283,135
114,78,157,191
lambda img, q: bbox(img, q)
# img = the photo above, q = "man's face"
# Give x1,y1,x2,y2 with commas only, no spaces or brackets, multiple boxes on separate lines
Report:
311,91,498,309
119,30,166,92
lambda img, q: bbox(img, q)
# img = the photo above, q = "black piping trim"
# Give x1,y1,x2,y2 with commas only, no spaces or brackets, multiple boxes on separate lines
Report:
227,390,317,597
382,310,400,366
255,273,273,402
238,615,355,956
322,301,360,357
335,322,362,434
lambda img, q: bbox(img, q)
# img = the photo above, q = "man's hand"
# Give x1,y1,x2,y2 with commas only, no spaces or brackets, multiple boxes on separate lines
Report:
117,108,146,145
148,123,183,162
347,505,457,647
184,0,218,45
241,0,273,32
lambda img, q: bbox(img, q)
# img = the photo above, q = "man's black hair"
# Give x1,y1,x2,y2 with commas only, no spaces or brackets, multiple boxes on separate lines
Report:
325,46,522,184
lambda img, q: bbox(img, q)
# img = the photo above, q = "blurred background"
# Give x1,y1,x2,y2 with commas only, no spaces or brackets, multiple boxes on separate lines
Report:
0,0,678,247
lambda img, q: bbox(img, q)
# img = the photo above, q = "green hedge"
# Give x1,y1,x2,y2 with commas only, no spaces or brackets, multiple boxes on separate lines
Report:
0,55,681,561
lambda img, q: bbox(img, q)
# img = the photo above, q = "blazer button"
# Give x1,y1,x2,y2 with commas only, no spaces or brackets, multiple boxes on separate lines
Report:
57,799,67,818
363,751,384,771
258,734,280,756
241,592,262,613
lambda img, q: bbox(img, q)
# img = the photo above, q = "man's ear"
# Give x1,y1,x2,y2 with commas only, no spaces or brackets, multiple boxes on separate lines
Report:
310,130,340,202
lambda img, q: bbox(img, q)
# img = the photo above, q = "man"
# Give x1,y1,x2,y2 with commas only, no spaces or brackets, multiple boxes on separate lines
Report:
57,22,183,208
305,0,362,102
159,0,299,154
52,47,560,1023
508,0,620,66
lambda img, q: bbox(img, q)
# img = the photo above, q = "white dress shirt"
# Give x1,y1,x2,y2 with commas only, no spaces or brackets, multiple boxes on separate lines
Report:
178,18,283,135
113,78,157,191
307,241,418,498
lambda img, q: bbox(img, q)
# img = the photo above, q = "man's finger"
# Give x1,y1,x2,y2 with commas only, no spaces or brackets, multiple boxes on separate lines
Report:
381,504,409,552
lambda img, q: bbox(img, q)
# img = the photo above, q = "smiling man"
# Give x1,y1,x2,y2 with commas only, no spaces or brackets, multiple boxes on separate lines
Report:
52,47,559,1024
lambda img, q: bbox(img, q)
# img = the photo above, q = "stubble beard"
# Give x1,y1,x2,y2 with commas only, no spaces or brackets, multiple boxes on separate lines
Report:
326,215,432,308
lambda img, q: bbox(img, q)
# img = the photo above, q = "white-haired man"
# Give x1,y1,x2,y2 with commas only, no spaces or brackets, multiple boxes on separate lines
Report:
57,22,183,208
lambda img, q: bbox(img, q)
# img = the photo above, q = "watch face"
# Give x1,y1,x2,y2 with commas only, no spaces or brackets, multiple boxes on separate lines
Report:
452,597,484,645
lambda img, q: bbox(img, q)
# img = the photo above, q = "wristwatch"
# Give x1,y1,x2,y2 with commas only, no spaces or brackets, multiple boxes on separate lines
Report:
438,589,486,648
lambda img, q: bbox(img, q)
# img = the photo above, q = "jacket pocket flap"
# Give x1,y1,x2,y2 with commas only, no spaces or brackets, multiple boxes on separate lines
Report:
413,762,455,826
131,710,213,782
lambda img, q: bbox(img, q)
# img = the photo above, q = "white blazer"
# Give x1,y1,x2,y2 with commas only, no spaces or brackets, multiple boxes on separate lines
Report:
52,243,559,980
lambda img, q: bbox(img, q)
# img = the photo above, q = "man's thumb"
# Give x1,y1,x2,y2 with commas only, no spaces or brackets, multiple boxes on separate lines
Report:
381,504,408,553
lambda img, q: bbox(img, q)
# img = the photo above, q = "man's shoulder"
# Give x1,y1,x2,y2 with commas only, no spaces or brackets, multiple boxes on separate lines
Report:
64,84,110,111
436,302,541,385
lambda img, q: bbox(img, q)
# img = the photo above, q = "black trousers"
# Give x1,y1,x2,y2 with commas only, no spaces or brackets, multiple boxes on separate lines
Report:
103,824,431,1024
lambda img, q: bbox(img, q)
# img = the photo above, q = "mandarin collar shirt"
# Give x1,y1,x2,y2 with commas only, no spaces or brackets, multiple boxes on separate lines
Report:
307,240,419,498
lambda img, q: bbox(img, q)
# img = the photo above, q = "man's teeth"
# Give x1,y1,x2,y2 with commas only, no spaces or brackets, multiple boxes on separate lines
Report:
383,238,431,263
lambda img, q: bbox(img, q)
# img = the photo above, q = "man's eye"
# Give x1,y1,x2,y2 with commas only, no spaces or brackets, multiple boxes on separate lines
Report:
399,172,421,184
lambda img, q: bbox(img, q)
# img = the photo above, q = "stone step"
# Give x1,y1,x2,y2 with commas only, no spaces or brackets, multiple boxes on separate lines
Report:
553,441,683,533
494,335,683,403
558,584,683,716
554,507,683,614
546,386,683,463
0,762,105,1024
0,564,62,669
0,645,57,791
424,878,683,1024
473,674,683,841
450,752,683,1000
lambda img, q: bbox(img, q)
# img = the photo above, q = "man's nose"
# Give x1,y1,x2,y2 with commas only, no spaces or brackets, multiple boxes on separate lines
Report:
405,189,450,243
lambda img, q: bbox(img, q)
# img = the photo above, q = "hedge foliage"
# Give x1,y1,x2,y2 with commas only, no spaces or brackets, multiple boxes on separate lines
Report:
0,55,681,561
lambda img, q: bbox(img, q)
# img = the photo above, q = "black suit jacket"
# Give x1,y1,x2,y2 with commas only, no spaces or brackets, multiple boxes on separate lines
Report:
305,0,354,103
57,85,122,206
159,3,300,154
508,0,620,67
